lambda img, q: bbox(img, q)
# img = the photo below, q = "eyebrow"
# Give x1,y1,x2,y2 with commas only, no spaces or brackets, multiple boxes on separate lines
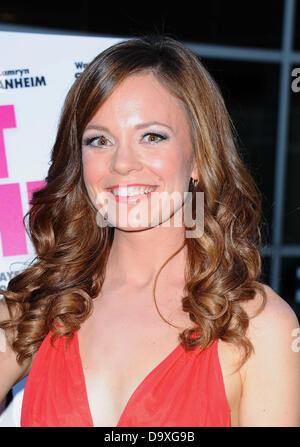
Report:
136,121,173,131
84,121,174,133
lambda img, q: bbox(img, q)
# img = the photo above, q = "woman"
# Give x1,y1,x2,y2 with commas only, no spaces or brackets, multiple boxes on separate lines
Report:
1,34,300,427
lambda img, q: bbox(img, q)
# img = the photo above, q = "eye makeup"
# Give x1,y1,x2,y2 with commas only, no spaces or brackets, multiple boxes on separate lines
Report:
82,135,110,147
82,132,169,148
142,132,168,143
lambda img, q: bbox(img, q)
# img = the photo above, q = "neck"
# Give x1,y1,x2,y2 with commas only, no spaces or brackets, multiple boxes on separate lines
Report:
105,224,187,290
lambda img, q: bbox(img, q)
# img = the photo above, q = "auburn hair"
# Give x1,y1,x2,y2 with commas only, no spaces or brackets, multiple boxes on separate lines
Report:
0,34,266,372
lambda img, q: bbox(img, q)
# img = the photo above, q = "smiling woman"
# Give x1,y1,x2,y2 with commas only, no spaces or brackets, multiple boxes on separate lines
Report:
0,34,300,427
81,70,197,230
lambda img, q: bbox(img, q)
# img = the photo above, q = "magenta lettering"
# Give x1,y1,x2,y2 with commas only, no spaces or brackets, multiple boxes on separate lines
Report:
0,105,16,178
26,180,46,208
0,183,27,256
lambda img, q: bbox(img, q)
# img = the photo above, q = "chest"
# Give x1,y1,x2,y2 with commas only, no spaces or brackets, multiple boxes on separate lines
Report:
77,321,242,427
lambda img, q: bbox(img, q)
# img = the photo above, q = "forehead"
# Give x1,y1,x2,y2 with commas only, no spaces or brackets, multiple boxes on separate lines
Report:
90,70,189,128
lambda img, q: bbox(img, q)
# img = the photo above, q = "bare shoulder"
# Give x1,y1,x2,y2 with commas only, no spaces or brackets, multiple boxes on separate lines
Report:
0,297,20,353
241,284,299,349
213,284,300,426
249,283,298,320
237,284,300,426
221,284,299,366
0,298,31,397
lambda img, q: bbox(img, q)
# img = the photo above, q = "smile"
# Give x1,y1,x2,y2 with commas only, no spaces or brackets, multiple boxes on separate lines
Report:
106,185,158,203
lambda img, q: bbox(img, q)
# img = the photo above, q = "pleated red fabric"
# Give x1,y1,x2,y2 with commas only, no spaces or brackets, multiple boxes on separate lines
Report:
21,328,231,427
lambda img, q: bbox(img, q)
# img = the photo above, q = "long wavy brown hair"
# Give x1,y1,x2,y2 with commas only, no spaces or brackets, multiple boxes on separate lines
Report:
0,34,266,373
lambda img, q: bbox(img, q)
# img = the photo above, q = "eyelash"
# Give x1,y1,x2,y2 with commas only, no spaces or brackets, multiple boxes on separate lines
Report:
82,132,168,148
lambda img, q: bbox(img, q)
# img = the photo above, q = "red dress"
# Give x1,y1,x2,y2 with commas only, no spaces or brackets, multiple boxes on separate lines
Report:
21,328,231,427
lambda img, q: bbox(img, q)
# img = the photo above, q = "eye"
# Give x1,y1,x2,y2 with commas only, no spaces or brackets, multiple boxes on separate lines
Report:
143,132,168,144
83,135,110,148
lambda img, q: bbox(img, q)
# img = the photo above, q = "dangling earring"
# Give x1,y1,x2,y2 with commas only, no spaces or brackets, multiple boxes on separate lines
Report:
191,178,199,189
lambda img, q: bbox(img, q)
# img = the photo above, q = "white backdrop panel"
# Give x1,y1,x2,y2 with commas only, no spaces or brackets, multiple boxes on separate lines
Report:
0,30,125,426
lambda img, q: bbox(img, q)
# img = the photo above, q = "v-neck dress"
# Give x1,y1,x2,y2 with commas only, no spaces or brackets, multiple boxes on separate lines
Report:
20,327,231,427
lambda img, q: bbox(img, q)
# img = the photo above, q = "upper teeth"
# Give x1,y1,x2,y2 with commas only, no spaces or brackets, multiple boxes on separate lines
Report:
110,186,156,196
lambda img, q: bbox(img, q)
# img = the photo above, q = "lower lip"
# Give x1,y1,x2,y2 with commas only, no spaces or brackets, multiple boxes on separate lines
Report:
109,187,158,203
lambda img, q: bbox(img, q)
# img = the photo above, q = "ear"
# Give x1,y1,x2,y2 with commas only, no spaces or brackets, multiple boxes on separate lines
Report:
190,158,199,181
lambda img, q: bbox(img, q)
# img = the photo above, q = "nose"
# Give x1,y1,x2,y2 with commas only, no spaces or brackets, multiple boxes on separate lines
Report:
110,142,143,175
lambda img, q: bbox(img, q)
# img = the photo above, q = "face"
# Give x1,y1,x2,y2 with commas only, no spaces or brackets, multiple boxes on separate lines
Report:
81,70,198,231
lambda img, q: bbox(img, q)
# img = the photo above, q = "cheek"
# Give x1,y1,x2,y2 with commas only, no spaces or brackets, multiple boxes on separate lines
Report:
83,161,96,184
82,154,105,203
82,153,101,183
154,150,191,187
